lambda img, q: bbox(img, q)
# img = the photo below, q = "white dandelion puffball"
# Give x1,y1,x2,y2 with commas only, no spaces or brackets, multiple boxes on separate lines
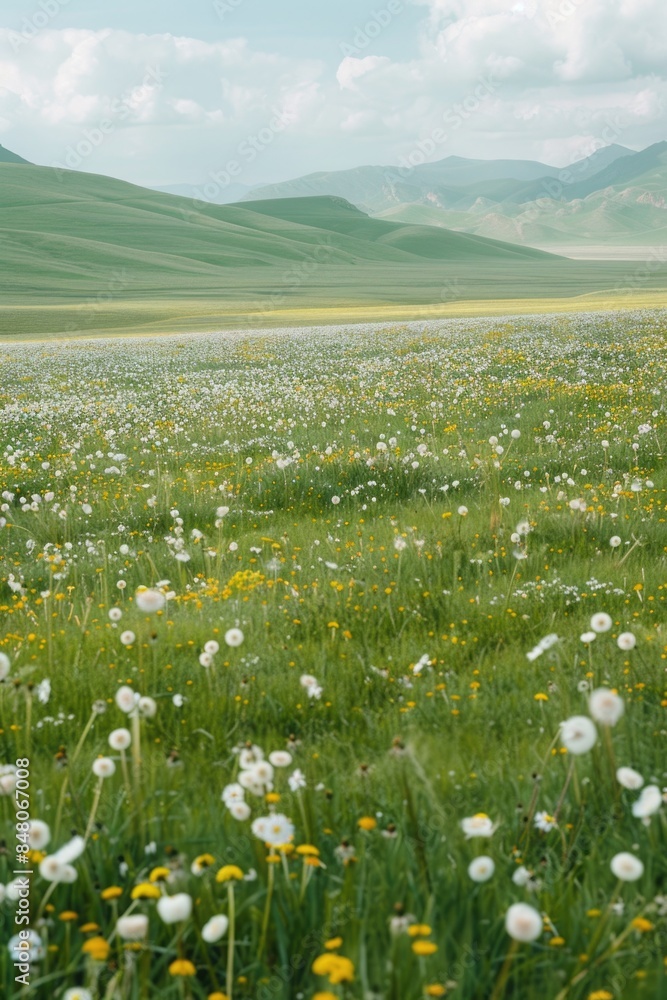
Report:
135,588,166,613
53,835,86,864
115,685,138,714
108,728,131,751
269,750,293,768
157,893,193,924
590,612,613,634
28,819,51,851
225,628,244,648
460,813,496,839
560,716,597,755
251,813,295,847
138,696,157,718
616,767,644,791
229,801,251,821
458,505,468,516
119,630,136,646
617,632,636,651
0,652,10,681
588,688,624,727
505,903,543,942
92,757,116,779
610,852,644,882
468,856,495,882
202,914,229,943
204,640,219,655
631,785,663,819
609,535,622,548
116,914,149,940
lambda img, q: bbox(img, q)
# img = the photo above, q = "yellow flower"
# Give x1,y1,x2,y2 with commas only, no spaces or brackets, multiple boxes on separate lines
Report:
193,853,215,871
357,816,377,831
266,792,281,804
312,953,355,984
534,693,549,701
313,993,338,1000
149,866,171,882
408,924,432,937
216,865,244,883
79,923,100,934
412,941,438,957
208,994,229,1000
425,987,447,998
82,937,111,961
169,958,196,977
266,853,281,864
101,886,123,901
550,937,566,947
296,844,320,856
587,992,613,1000
631,917,654,933
278,843,295,855
324,936,343,950
131,882,161,900
58,911,79,922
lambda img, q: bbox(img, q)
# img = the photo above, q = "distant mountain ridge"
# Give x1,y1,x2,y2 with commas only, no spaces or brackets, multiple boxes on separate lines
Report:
0,144,31,165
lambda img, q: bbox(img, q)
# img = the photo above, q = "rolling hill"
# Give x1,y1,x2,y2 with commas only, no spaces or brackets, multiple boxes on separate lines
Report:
1,161,666,338
0,143,31,165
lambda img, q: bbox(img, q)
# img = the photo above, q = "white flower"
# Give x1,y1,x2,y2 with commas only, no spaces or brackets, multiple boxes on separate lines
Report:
268,751,293,768
610,852,644,881
534,811,557,832
457,505,468,516
36,679,51,704
39,856,66,882
108,607,122,622
580,631,596,644
115,686,138,714
609,536,622,548
28,820,51,851
202,914,229,943
108,728,131,751
632,785,663,819
617,632,636,651
0,652,10,681
138,696,157,718
460,813,496,839
505,902,543,942
288,768,307,791
157,893,193,924
228,801,251,820
135,588,166,613
53,835,85,864
512,866,532,887
251,813,295,847
222,782,245,805
204,640,219,655
7,929,44,965
589,688,624,727
590,612,613,634
64,990,93,1000
239,745,264,768
116,914,149,940
120,630,136,646
92,757,116,779
468,856,495,882
225,628,244,648
199,653,214,668
331,495,341,505
300,674,318,690
560,716,597,755
616,767,644,790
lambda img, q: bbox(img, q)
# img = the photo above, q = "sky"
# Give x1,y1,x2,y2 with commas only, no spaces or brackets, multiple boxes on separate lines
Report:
0,0,665,189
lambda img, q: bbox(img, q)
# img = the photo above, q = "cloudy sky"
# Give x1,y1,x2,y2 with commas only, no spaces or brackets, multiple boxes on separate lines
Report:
0,0,665,189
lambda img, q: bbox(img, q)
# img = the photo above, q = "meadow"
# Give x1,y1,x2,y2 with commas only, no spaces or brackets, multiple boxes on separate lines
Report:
0,311,666,1000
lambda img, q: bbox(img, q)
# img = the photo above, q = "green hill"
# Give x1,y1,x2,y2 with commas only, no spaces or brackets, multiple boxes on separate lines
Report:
1,162,666,338
0,143,31,165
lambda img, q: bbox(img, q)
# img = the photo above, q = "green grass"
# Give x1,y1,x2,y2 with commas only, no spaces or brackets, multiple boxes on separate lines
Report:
1,311,666,999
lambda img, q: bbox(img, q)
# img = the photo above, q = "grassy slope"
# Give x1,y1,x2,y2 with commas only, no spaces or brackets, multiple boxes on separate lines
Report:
1,164,666,338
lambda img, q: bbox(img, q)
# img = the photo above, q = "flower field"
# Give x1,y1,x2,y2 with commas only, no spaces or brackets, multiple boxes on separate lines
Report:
1,311,666,1000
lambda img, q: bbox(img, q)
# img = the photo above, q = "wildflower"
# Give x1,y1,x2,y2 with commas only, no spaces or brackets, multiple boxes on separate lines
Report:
631,917,654,933
587,992,613,1000
269,750,293,767
116,914,149,940
312,953,355,984
101,886,123,901
131,883,161,900
534,812,557,832
157,893,193,924
251,813,295,847
202,914,229,942
63,990,93,1000
468,856,495,882
560,716,597,755
460,813,496,839
505,903,543,942
609,536,622,548
135,588,166,613
590,613,613,634
191,853,215,875
358,816,377,831
580,632,596,644
288,768,307,791
115,686,137,714
92,756,116,778
168,959,196,977
216,865,244,883
412,940,438,956
631,785,662,819
457,506,468,516
82,937,110,961
148,866,171,882
610,852,644,882
225,628,244,647
0,652,10,681
137,696,157,718
108,728,131,751
424,987,447,998
28,820,51,851
120,630,136,646
617,632,636,651
589,688,624,727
